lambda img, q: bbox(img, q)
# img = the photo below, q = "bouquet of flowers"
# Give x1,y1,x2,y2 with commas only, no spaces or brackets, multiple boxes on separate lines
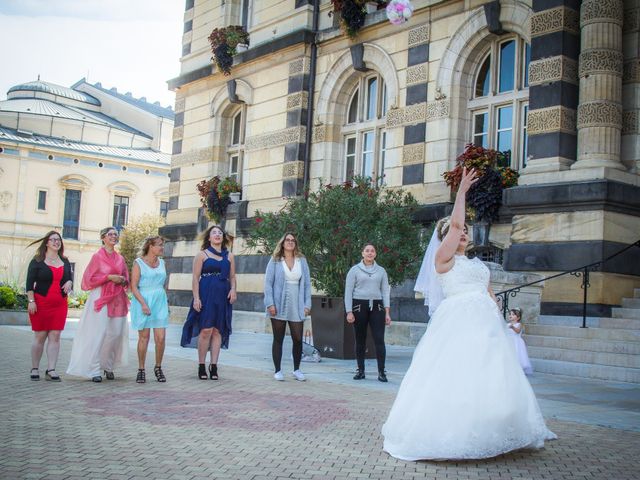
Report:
386,0,413,25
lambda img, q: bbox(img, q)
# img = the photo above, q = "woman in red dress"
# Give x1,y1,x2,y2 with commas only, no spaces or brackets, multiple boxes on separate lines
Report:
26,231,73,381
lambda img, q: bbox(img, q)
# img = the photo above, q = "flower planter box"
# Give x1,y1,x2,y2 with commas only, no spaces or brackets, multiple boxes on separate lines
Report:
311,296,376,360
0,309,29,326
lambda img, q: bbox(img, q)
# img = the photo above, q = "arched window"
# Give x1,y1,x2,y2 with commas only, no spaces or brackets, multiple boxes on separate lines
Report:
468,36,530,169
342,73,388,182
228,107,246,190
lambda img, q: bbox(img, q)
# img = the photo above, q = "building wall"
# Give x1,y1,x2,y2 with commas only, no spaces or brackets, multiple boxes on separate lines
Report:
164,0,640,320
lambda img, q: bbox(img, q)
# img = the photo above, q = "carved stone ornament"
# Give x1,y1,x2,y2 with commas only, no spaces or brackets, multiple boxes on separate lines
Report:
527,106,577,135
282,161,305,179
624,8,640,32
404,102,427,125
408,24,430,47
385,107,406,128
171,146,217,167
174,97,186,113
529,56,579,86
0,191,12,208
312,125,326,143
402,144,425,165
531,7,580,37
245,126,306,151
172,126,184,141
406,63,428,86
579,49,624,78
289,58,310,76
425,99,450,122
622,110,639,135
580,0,623,27
287,91,309,111
577,101,623,129
623,60,640,84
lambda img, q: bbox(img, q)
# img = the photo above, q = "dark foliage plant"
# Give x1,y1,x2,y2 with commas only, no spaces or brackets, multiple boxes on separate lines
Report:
246,177,426,298
208,26,249,75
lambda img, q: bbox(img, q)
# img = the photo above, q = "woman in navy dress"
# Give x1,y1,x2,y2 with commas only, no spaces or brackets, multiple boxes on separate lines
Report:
181,225,237,380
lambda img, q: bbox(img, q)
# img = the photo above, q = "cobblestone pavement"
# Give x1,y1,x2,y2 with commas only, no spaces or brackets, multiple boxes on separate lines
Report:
1,326,639,480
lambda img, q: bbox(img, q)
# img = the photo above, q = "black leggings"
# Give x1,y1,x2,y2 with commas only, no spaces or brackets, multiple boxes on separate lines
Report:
271,318,304,372
352,299,386,372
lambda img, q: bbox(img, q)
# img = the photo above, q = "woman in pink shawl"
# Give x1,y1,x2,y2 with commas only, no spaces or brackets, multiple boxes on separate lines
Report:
67,227,130,382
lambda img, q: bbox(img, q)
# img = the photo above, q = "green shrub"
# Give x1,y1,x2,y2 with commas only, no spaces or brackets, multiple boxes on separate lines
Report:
0,285,17,309
67,290,89,309
118,214,166,271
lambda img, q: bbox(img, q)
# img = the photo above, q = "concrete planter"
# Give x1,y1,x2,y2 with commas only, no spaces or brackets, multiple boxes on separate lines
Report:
311,296,375,360
0,309,29,326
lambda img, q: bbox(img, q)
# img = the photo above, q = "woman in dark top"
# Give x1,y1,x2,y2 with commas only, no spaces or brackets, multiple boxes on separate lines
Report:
26,230,73,381
181,225,237,380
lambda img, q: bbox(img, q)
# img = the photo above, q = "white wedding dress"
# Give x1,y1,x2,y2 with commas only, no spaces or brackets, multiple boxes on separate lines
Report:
382,255,556,461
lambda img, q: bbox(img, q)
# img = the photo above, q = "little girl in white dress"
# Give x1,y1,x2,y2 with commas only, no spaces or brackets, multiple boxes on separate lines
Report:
507,308,533,375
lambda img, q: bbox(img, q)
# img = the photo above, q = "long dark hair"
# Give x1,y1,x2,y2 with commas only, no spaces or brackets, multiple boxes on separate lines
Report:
27,230,66,262
200,225,232,251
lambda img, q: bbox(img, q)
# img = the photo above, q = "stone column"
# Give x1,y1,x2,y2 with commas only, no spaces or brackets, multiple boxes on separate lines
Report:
622,0,640,172
573,0,625,170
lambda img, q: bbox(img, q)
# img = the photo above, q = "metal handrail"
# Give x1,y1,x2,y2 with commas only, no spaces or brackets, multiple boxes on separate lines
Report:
495,239,640,328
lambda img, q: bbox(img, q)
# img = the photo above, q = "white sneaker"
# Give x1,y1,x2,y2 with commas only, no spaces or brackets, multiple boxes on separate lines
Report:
292,370,306,382
273,371,284,381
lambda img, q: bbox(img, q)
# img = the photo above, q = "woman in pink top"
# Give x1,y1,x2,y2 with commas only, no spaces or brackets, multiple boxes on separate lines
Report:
67,226,130,382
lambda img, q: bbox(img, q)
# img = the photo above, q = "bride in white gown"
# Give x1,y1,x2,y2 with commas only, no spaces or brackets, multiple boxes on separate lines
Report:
382,167,556,461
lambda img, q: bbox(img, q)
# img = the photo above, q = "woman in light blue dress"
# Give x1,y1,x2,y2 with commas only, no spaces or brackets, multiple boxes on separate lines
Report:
130,235,169,383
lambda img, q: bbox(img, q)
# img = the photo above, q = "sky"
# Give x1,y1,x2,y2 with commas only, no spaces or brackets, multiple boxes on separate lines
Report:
0,0,184,108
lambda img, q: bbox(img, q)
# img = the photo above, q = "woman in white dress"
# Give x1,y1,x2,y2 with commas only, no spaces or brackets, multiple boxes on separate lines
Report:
66,227,129,382
382,167,555,461
507,307,534,375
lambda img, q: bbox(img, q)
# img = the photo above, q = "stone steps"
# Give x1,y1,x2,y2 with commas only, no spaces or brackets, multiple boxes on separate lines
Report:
524,334,640,355
622,298,640,309
527,345,640,369
526,323,640,342
612,308,640,320
531,358,640,384
635,288,640,298
600,317,640,329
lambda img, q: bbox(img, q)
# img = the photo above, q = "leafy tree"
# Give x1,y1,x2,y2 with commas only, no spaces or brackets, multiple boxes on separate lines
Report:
118,214,166,271
246,177,426,297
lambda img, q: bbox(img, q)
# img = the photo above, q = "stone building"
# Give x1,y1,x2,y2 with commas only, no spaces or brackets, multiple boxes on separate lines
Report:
163,0,639,328
0,79,173,284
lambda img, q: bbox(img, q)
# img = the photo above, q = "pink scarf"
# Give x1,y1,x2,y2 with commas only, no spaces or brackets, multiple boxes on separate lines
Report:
81,247,130,317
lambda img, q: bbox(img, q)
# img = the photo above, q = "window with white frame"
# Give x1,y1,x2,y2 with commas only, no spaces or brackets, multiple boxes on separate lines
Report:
468,36,530,169
228,107,246,191
342,73,388,182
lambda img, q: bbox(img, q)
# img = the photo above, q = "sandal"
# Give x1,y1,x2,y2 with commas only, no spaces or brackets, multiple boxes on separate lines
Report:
136,369,146,384
209,364,218,380
198,363,208,380
45,369,61,382
154,365,166,383
104,370,115,380
30,368,40,381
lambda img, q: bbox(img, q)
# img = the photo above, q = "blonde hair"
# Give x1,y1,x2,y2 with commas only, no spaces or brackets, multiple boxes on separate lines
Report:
272,232,302,260
140,235,164,256
436,216,470,241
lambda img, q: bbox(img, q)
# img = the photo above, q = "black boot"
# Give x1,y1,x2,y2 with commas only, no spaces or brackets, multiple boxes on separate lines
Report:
378,370,388,382
353,369,365,380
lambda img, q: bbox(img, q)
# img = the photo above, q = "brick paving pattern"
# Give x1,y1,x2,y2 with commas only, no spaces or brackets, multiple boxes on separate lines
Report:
1,327,639,480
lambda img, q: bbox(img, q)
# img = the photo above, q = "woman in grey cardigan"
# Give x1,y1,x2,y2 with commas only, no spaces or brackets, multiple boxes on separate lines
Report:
264,232,312,382
345,243,392,382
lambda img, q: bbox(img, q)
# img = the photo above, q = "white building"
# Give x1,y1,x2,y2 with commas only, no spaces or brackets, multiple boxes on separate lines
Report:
0,78,173,285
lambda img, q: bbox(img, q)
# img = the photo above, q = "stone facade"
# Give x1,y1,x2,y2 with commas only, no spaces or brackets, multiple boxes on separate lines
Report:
163,0,640,323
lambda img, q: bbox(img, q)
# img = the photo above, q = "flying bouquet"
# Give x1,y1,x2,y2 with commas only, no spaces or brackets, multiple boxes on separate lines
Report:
386,0,413,25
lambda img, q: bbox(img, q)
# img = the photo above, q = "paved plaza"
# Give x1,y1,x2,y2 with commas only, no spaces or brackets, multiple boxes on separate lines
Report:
1,324,639,480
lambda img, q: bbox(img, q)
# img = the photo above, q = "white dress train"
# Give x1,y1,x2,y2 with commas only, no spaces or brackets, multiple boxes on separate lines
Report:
382,255,555,461
66,287,129,378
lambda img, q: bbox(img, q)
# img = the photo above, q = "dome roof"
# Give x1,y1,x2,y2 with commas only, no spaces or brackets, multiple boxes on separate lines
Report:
8,80,100,106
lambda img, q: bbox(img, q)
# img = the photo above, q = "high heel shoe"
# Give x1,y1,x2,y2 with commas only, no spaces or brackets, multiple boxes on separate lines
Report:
198,363,208,380
209,364,218,380
104,370,115,380
154,365,166,383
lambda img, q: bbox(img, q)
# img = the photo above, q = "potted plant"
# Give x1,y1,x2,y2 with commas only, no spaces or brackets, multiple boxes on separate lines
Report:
0,282,29,325
218,176,242,203
197,176,241,223
330,0,368,38
208,25,250,75
443,144,519,247
246,176,425,359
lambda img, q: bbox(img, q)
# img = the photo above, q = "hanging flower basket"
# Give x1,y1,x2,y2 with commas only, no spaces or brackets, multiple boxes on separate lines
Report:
196,176,242,223
386,0,413,25
208,26,249,75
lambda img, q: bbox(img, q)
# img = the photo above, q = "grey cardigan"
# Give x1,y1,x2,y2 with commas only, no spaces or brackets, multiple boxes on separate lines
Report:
264,256,312,319
344,261,390,312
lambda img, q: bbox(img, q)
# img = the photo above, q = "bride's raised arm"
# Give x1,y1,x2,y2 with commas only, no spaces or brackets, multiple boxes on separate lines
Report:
435,167,478,273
